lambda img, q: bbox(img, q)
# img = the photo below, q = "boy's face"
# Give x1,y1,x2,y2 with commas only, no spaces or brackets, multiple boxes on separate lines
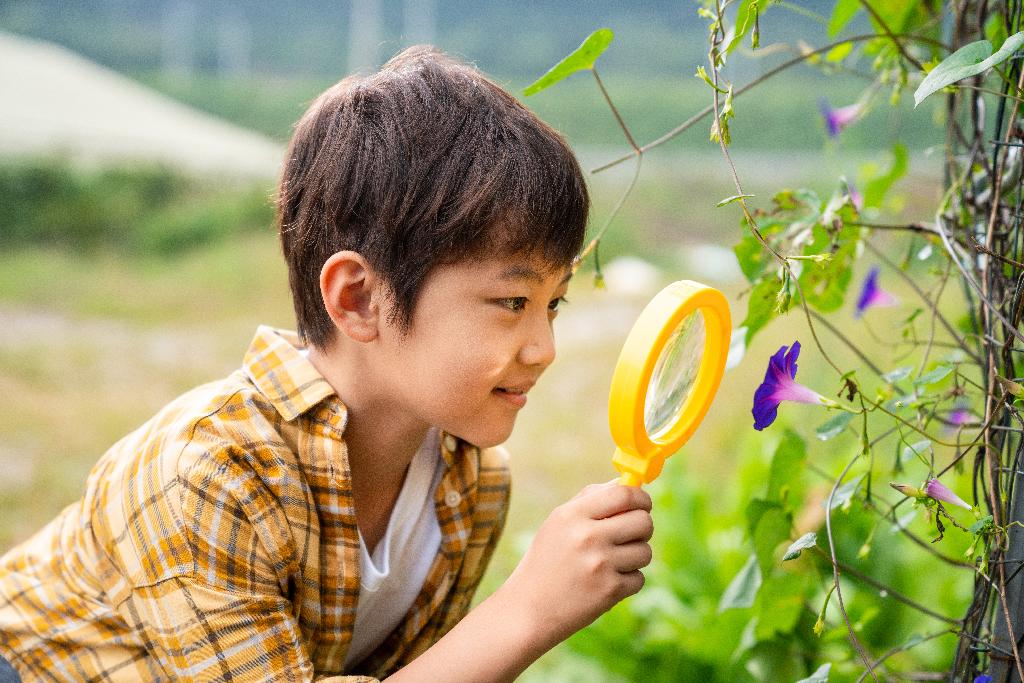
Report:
376,253,571,448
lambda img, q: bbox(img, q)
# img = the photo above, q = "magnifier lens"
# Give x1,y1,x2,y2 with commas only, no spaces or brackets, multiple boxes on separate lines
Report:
643,310,706,439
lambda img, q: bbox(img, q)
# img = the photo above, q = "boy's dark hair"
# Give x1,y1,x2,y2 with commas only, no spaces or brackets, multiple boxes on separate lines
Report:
277,45,589,348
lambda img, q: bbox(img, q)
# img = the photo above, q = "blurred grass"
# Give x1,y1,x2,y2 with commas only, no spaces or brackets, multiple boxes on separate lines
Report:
0,150,972,679
0,158,275,254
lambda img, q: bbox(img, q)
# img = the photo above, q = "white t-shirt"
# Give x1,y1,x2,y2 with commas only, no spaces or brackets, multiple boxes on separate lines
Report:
343,428,444,670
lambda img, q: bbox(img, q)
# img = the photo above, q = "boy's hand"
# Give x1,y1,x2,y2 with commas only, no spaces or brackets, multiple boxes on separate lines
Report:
384,481,653,683
502,480,654,649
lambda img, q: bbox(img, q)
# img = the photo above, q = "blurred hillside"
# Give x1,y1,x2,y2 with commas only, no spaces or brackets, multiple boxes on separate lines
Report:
0,31,282,176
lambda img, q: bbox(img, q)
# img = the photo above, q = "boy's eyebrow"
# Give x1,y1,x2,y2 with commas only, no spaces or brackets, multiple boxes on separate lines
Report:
498,265,573,285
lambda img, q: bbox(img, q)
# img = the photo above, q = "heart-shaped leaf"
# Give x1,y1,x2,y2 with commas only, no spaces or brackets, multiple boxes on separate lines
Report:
783,532,818,561
523,29,614,96
718,554,762,611
914,31,1024,106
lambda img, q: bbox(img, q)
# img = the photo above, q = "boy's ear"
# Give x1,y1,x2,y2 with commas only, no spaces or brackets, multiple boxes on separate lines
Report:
319,251,382,343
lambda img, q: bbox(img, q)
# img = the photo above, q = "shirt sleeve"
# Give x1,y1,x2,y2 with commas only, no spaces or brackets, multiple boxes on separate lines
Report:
121,576,316,681
110,436,375,682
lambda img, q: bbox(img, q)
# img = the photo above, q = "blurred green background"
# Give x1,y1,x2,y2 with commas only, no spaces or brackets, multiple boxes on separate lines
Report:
0,1,972,680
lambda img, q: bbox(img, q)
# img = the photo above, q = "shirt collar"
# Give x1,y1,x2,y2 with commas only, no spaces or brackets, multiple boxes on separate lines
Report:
243,325,342,424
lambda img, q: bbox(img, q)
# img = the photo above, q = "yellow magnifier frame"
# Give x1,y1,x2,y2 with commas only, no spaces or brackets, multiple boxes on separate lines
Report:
609,281,732,487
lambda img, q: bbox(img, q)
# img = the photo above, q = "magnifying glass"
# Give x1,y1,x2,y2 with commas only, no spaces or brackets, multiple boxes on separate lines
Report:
608,280,732,487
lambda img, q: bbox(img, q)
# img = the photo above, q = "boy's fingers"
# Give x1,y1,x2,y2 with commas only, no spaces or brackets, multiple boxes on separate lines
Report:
607,508,654,545
611,541,653,573
571,478,621,500
617,569,646,599
577,483,652,520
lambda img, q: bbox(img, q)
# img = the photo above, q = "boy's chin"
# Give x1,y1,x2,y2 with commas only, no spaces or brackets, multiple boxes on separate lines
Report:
448,421,515,450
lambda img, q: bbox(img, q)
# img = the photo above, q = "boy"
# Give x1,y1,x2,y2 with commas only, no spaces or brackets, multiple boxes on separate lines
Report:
0,46,653,682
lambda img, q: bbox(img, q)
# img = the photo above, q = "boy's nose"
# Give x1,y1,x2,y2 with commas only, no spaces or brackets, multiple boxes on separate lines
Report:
518,318,556,369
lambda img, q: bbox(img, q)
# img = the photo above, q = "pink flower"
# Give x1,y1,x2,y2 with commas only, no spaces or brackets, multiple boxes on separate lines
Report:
855,266,898,318
752,341,832,430
848,183,863,211
819,98,863,137
924,478,972,510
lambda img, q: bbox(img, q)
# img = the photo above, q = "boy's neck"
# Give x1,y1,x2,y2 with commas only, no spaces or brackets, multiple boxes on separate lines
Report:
306,340,428,549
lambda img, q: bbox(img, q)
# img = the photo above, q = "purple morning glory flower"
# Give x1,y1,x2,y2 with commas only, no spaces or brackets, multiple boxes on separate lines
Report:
855,266,898,318
819,98,863,137
949,407,972,425
925,478,973,510
975,675,993,683
752,341,832,430
946,406,978,432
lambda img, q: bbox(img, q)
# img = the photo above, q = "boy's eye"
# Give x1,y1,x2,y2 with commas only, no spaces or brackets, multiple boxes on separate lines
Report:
548,296,568,312
499,297,528,312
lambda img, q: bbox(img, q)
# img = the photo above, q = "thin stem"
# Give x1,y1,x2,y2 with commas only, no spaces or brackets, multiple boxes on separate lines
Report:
935,213,1024,347
808,309,885,376
996,557,1024,682
864,239,984,366
848,220,940,235
825,450,881,681
591,68,640,152
575,152,643,269
827,552,963,625
854,631,952,683
591,33,944,174
956,82,1024,104
857,0,925,70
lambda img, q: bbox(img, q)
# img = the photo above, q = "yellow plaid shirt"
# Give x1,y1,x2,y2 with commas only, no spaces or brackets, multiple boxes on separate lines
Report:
0,326,511,682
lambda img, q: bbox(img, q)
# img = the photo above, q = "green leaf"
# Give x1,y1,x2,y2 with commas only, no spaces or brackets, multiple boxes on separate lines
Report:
797,215,860,312
863,143,908,210
902,633,926,649
695,65,729,93
797,663,832,683
746,498,781,536
718,554,762,611
969,514,994,534
816,412,854,441
827,0,859,37
523,29,614,96
891,508,918,532
711,84,735,145
768,429,806,502
755,571,808,640
753,507,792,574
986,13,1009,51
718,193,755,207
725,0,760,56
825,42,854,63
882,366,913,383
734,235,766,283
741,277,782,345
914,364,953,386
782,532,818,561
914,31,1024,106
900,440,932,467
733,216,787,282
824,474,864,510
997,375,1024,397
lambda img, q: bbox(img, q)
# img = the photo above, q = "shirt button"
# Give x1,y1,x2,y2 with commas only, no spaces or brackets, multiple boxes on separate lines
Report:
445,490,462,508
443,435,458,453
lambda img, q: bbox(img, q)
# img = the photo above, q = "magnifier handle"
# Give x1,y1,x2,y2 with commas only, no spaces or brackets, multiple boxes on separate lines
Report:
619,472,644,487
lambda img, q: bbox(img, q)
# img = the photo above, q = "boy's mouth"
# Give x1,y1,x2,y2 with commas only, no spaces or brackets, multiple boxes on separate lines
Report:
494,384,532,407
